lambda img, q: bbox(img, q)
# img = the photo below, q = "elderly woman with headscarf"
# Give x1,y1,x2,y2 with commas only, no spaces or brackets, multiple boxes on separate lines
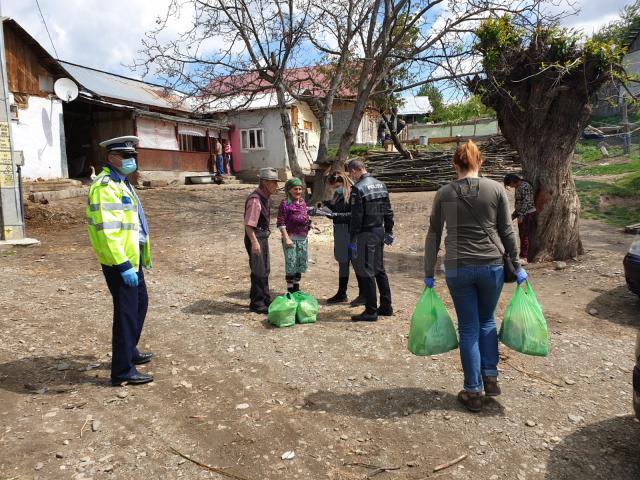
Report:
277,177,320,293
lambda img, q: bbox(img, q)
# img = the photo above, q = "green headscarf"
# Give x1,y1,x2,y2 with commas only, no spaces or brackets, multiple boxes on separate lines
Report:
285,177,303,204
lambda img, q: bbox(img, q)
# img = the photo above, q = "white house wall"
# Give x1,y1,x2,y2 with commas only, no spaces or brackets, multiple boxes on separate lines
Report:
12,95,65,180
291,101,320,172
228,109,287,177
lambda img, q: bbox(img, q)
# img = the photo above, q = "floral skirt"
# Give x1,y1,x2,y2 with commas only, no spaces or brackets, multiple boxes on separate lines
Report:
283,238,308,275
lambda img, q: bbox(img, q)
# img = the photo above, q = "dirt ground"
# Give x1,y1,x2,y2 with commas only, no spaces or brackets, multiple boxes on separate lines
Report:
1,185,639,480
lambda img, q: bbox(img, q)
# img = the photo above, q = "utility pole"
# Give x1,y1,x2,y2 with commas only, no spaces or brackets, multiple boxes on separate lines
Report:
0,3,26,241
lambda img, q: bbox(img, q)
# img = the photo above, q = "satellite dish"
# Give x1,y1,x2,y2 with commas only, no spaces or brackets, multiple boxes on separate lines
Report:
54,78,79,102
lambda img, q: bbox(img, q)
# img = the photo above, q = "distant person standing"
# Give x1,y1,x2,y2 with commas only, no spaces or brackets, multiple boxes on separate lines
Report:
347,159,394,321
223,139,233,175
214,138,224,176
86,136,154,386
503,173,537,265
244,168,279,314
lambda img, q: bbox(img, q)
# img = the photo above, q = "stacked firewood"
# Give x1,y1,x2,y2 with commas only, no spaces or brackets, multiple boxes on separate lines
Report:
365,136,521,191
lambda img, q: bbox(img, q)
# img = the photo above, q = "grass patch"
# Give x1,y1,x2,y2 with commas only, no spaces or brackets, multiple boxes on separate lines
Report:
574,157,640,176
576,172,640,227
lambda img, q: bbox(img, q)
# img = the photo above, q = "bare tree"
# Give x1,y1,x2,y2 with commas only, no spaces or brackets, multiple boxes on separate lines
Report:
138,0,312,179
331,0,559,169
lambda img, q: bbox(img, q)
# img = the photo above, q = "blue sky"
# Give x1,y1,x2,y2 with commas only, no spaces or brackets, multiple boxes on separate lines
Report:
2,0,632,82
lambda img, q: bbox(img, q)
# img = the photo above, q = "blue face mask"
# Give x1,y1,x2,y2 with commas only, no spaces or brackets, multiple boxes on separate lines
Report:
117,157,137,175
335,187,344,195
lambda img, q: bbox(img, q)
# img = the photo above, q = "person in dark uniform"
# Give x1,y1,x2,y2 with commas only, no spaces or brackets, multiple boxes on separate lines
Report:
323,171,363,304
347,159,394,321
86,136,154,386
244,168,279,314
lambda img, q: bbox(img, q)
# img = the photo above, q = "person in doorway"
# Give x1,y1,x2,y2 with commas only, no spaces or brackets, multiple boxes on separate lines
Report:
503,173,537,265
323,171,364,305
86,136,154,386
424,140,528,412
223,139,233,175
244,168,279,314
214,138,224,176
277,178,320,293
347,159,394,322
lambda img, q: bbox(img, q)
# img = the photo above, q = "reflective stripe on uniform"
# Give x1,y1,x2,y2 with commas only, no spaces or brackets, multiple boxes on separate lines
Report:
88,203,135,211
87,219,137,231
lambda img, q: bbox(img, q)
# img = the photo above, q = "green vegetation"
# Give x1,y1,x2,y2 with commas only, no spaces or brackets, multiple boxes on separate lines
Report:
575,158,640,176
576,173,640,227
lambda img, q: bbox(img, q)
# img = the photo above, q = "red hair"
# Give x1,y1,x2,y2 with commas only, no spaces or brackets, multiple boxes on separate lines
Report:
453,140,482,172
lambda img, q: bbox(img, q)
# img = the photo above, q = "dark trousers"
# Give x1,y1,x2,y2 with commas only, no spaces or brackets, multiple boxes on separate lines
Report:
245,232,271,308
352,229,392,313
518,212,536,260
101,265,148,380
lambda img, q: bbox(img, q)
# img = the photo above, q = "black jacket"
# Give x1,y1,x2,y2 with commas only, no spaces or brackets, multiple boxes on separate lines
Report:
350,173,394,239
324,192,351,225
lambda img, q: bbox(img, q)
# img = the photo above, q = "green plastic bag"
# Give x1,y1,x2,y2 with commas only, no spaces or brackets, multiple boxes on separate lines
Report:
292,291,318,324
499,281,549,356
408,288,459,356
268,293,297,328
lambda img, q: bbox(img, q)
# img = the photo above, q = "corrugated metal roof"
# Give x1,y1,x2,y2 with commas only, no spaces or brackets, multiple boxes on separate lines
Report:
206,91,295,113
398,96,432,116
59,61,190,111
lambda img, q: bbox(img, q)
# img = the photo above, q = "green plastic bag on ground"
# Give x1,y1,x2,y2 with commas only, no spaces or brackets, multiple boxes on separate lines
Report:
408,288,459,356
292,291,318,324
268,293,297,328
499,281,549,356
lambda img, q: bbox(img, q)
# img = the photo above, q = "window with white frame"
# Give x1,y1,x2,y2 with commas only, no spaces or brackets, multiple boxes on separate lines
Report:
240,128,265,151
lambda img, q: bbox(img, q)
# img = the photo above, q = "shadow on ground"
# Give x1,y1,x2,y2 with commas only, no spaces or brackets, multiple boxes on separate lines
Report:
585,286,640,326
0,355,105,394
304,387,504,418
182,299,248,316
546,416,640,480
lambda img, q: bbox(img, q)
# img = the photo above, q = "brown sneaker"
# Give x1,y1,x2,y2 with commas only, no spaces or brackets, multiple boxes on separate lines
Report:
483,376,501,397
457,390,483,412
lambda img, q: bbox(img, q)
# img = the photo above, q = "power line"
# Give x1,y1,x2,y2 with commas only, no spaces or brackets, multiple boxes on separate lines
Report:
34,0,59,59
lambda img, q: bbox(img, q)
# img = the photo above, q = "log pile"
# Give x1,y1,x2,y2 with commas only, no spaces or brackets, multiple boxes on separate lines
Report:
365,136,521,191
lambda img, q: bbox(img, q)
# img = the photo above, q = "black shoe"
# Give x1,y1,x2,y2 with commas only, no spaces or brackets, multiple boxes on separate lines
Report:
111,373,154,386
378,306,394,316
327,291,348,304
249,305,269,314
351,310,378,322
349,295,366,307
133,352,154,365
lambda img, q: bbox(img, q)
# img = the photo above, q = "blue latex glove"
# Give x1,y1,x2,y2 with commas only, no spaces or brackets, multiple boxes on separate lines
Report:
347,242,357,253
383,233,395,246
121,267,139,287
424,277,435,288
516,268,528,285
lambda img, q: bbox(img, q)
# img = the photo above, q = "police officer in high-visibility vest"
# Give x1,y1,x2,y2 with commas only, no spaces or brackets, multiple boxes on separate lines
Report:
86,136,154,386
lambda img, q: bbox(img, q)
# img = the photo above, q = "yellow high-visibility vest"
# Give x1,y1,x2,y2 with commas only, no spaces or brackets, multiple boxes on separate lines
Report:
86,167,151,270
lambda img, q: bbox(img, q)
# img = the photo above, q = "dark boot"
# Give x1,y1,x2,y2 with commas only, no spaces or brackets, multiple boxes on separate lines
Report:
350,275,366,307
483,376,501,397
292,284,300,293
327,277,349,304
351,309,378,322
457,390,483,412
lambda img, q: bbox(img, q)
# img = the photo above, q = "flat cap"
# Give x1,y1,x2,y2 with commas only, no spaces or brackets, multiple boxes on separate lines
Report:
258,167,279,181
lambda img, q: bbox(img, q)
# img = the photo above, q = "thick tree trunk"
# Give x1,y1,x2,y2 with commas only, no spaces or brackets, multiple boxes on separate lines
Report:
520,150,583,261
276,84,303,179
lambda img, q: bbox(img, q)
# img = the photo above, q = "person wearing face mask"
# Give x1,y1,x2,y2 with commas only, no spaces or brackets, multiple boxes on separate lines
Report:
322,171,364,305
86,136,154,386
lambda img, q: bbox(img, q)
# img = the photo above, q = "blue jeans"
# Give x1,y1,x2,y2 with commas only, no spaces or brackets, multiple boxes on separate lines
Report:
216,154,224,174
445,265,504,392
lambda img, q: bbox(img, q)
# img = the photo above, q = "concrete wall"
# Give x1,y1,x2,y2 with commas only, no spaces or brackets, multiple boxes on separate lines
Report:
228,109,286,180
12,95,65,180
624,50,640,98
329,104,379,146
230,101,320,180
